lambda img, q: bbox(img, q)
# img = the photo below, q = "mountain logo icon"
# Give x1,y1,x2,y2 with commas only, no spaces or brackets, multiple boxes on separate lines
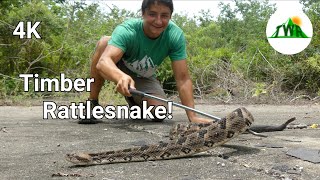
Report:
269,16,309,38
266,10,313,55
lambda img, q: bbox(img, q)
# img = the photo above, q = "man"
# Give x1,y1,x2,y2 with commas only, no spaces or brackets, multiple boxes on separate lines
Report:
79,0,211,124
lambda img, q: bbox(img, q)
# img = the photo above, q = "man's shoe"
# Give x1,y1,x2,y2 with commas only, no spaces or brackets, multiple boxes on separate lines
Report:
78,116,101,124
78,99,102,124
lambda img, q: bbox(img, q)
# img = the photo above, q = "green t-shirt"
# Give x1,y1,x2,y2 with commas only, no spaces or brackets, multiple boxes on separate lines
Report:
108,18,187,78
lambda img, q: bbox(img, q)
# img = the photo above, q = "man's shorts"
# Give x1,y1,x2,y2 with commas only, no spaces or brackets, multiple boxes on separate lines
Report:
117,60,167,107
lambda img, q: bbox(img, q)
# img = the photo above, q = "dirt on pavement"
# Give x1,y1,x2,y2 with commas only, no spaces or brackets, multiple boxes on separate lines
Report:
1,104,320,180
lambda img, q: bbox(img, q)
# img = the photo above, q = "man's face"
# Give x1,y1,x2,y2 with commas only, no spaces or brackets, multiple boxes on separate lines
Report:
142,2,171,39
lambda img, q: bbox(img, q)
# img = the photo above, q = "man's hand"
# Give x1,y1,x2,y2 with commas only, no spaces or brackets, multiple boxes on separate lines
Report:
116,74,135,97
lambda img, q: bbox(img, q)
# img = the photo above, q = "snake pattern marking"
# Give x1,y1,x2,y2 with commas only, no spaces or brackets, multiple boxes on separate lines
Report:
65,107,254,165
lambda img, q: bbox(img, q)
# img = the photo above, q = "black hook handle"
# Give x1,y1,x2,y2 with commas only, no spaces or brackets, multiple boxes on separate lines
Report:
129,88,146,97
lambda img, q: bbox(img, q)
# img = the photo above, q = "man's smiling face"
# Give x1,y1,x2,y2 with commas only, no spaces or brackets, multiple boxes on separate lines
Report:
142,2,172,39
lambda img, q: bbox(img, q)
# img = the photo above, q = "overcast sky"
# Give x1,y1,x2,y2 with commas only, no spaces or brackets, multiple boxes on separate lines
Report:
96,0,304,18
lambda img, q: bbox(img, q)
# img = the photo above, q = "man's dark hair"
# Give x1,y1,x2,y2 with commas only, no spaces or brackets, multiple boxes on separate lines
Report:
141,0,174,15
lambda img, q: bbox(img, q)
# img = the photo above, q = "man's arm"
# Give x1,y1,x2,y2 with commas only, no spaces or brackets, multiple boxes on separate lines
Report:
171,60,212,123
96,45,135,97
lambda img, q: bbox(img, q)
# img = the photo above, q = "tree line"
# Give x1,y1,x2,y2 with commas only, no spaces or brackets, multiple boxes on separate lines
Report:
0,0,319,103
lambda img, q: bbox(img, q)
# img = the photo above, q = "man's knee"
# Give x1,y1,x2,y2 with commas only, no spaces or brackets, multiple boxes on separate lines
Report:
96,36,111,50
94,36,111,69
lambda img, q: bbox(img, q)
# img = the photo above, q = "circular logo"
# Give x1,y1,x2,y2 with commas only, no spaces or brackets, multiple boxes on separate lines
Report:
266,9,313,55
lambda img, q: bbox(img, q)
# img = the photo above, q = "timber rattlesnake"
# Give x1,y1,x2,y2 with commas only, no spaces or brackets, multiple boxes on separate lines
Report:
66,107,253,165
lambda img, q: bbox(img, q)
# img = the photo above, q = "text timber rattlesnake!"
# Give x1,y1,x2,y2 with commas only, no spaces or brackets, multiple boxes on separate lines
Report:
66,107,254,165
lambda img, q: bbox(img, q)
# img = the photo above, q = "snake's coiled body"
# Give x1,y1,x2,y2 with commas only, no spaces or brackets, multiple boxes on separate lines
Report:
66,107,254,165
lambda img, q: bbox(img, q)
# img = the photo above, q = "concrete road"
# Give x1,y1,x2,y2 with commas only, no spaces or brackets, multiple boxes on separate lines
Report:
1,104,320,179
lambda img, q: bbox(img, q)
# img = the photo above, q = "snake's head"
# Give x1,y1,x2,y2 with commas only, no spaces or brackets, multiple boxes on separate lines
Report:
225,107,254,134
65,153,93,166
239,107,254,127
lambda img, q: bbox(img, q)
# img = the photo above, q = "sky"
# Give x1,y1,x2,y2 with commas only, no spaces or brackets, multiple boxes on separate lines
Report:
95,0,304,18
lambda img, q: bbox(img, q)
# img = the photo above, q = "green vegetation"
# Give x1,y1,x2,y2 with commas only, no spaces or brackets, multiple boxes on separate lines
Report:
0,0,319,104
